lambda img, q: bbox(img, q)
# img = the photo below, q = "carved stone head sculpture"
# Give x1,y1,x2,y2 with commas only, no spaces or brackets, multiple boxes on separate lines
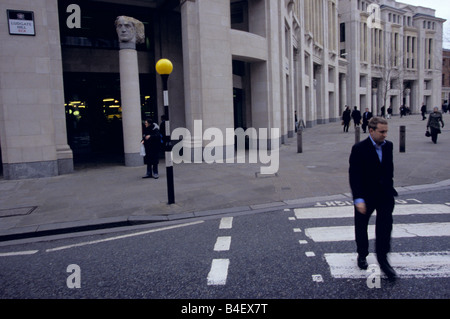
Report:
115,16,145,49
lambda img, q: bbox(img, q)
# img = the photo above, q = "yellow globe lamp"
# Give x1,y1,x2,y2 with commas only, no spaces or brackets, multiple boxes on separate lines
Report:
155,59,173,75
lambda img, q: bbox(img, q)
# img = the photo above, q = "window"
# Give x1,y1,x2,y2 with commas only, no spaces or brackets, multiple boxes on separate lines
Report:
231,1,249,32
340,23,346,42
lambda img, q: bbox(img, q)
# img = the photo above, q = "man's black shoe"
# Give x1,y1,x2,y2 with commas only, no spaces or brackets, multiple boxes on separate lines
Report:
357,256,368,270
379,260,397,282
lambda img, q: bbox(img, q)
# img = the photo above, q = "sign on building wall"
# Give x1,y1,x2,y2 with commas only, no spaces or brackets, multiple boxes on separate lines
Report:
7,10,35,36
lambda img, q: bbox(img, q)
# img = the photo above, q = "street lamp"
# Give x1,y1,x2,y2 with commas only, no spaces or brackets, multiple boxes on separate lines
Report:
155,58,175,204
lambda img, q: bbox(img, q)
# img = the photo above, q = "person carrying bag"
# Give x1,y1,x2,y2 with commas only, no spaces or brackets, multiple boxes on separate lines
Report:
426,107,445,144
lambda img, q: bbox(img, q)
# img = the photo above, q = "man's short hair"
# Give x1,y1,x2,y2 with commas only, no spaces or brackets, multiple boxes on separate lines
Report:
368,117,388,131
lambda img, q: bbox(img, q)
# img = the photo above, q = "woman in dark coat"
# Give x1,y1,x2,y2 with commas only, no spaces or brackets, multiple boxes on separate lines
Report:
142,118,161,178
427,107,445,144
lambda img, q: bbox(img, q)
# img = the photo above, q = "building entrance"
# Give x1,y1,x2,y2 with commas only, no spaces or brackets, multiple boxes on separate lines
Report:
64,72,156,166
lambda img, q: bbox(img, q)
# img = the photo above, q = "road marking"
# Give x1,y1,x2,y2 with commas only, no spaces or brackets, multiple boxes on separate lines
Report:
207,259,230,285
45,221,204,252
324,251,450,278
293,228,302,232
305,222,450,242
0,250,39,257
214,236,231,251
295,204,450,220
312,274,324,282
305,251,316,257
219,217,233,229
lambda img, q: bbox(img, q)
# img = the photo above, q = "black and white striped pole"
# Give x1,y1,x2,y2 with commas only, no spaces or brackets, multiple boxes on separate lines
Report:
155,59,175,204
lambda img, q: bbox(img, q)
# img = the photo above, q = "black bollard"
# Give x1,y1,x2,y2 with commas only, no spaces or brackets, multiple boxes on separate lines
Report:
297,127,303,153
355,126,360,144
400,125,406,153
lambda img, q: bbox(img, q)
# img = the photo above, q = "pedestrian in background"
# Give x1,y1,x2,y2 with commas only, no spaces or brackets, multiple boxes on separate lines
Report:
342,106,351,133
142,118,161,179
349,117,398,282
351,106,361,128
387,106,392,119
426,107,445,144
361,108,373,133
421,103,427,121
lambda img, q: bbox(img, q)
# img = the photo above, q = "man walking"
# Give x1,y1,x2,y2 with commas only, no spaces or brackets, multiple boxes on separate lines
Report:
349,117,398,281
351,106,361,128
361,108,373,133
421,103,427,120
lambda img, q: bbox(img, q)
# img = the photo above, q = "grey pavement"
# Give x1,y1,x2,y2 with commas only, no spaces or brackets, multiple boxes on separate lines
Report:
1,113,449,241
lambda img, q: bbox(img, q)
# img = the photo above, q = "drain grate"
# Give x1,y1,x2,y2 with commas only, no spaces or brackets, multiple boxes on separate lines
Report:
0,206,37,218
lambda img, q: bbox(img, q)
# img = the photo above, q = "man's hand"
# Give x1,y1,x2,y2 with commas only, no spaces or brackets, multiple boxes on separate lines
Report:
355,202,367,215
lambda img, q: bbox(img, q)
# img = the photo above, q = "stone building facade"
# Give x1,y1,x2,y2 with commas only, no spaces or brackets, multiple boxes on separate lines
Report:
443,49,450,105
339,0,445,116
0,0,445,179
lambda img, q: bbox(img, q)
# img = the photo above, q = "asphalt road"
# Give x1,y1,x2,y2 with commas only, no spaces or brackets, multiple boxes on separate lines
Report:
0,188,448,314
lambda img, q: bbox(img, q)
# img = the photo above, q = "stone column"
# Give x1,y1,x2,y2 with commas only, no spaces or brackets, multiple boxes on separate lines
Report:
339,74,347,114
116,16,145,166
404,88,411,110
180,0,234,159
372,88,378,115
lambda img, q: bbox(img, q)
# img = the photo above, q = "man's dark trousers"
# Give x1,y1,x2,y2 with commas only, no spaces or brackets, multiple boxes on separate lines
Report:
354,196,394,261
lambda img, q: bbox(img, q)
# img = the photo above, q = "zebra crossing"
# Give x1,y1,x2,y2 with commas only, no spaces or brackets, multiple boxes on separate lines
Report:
292,202,450,280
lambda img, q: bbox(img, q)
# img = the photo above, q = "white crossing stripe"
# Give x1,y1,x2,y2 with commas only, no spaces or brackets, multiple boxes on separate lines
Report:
219,217,233,229
0,250,39,257
214,236,231,251
207,259,230,285
305,222,450,242
324,252,450,278
295,204,450,219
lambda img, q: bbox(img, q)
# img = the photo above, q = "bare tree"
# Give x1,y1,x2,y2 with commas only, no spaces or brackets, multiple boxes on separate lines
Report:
373,34,400,114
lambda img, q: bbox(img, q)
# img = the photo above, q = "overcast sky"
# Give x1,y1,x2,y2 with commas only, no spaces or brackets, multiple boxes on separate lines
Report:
400,0,450,48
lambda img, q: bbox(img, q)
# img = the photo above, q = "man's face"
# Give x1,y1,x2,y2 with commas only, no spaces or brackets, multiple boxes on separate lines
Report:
369,123,388,145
